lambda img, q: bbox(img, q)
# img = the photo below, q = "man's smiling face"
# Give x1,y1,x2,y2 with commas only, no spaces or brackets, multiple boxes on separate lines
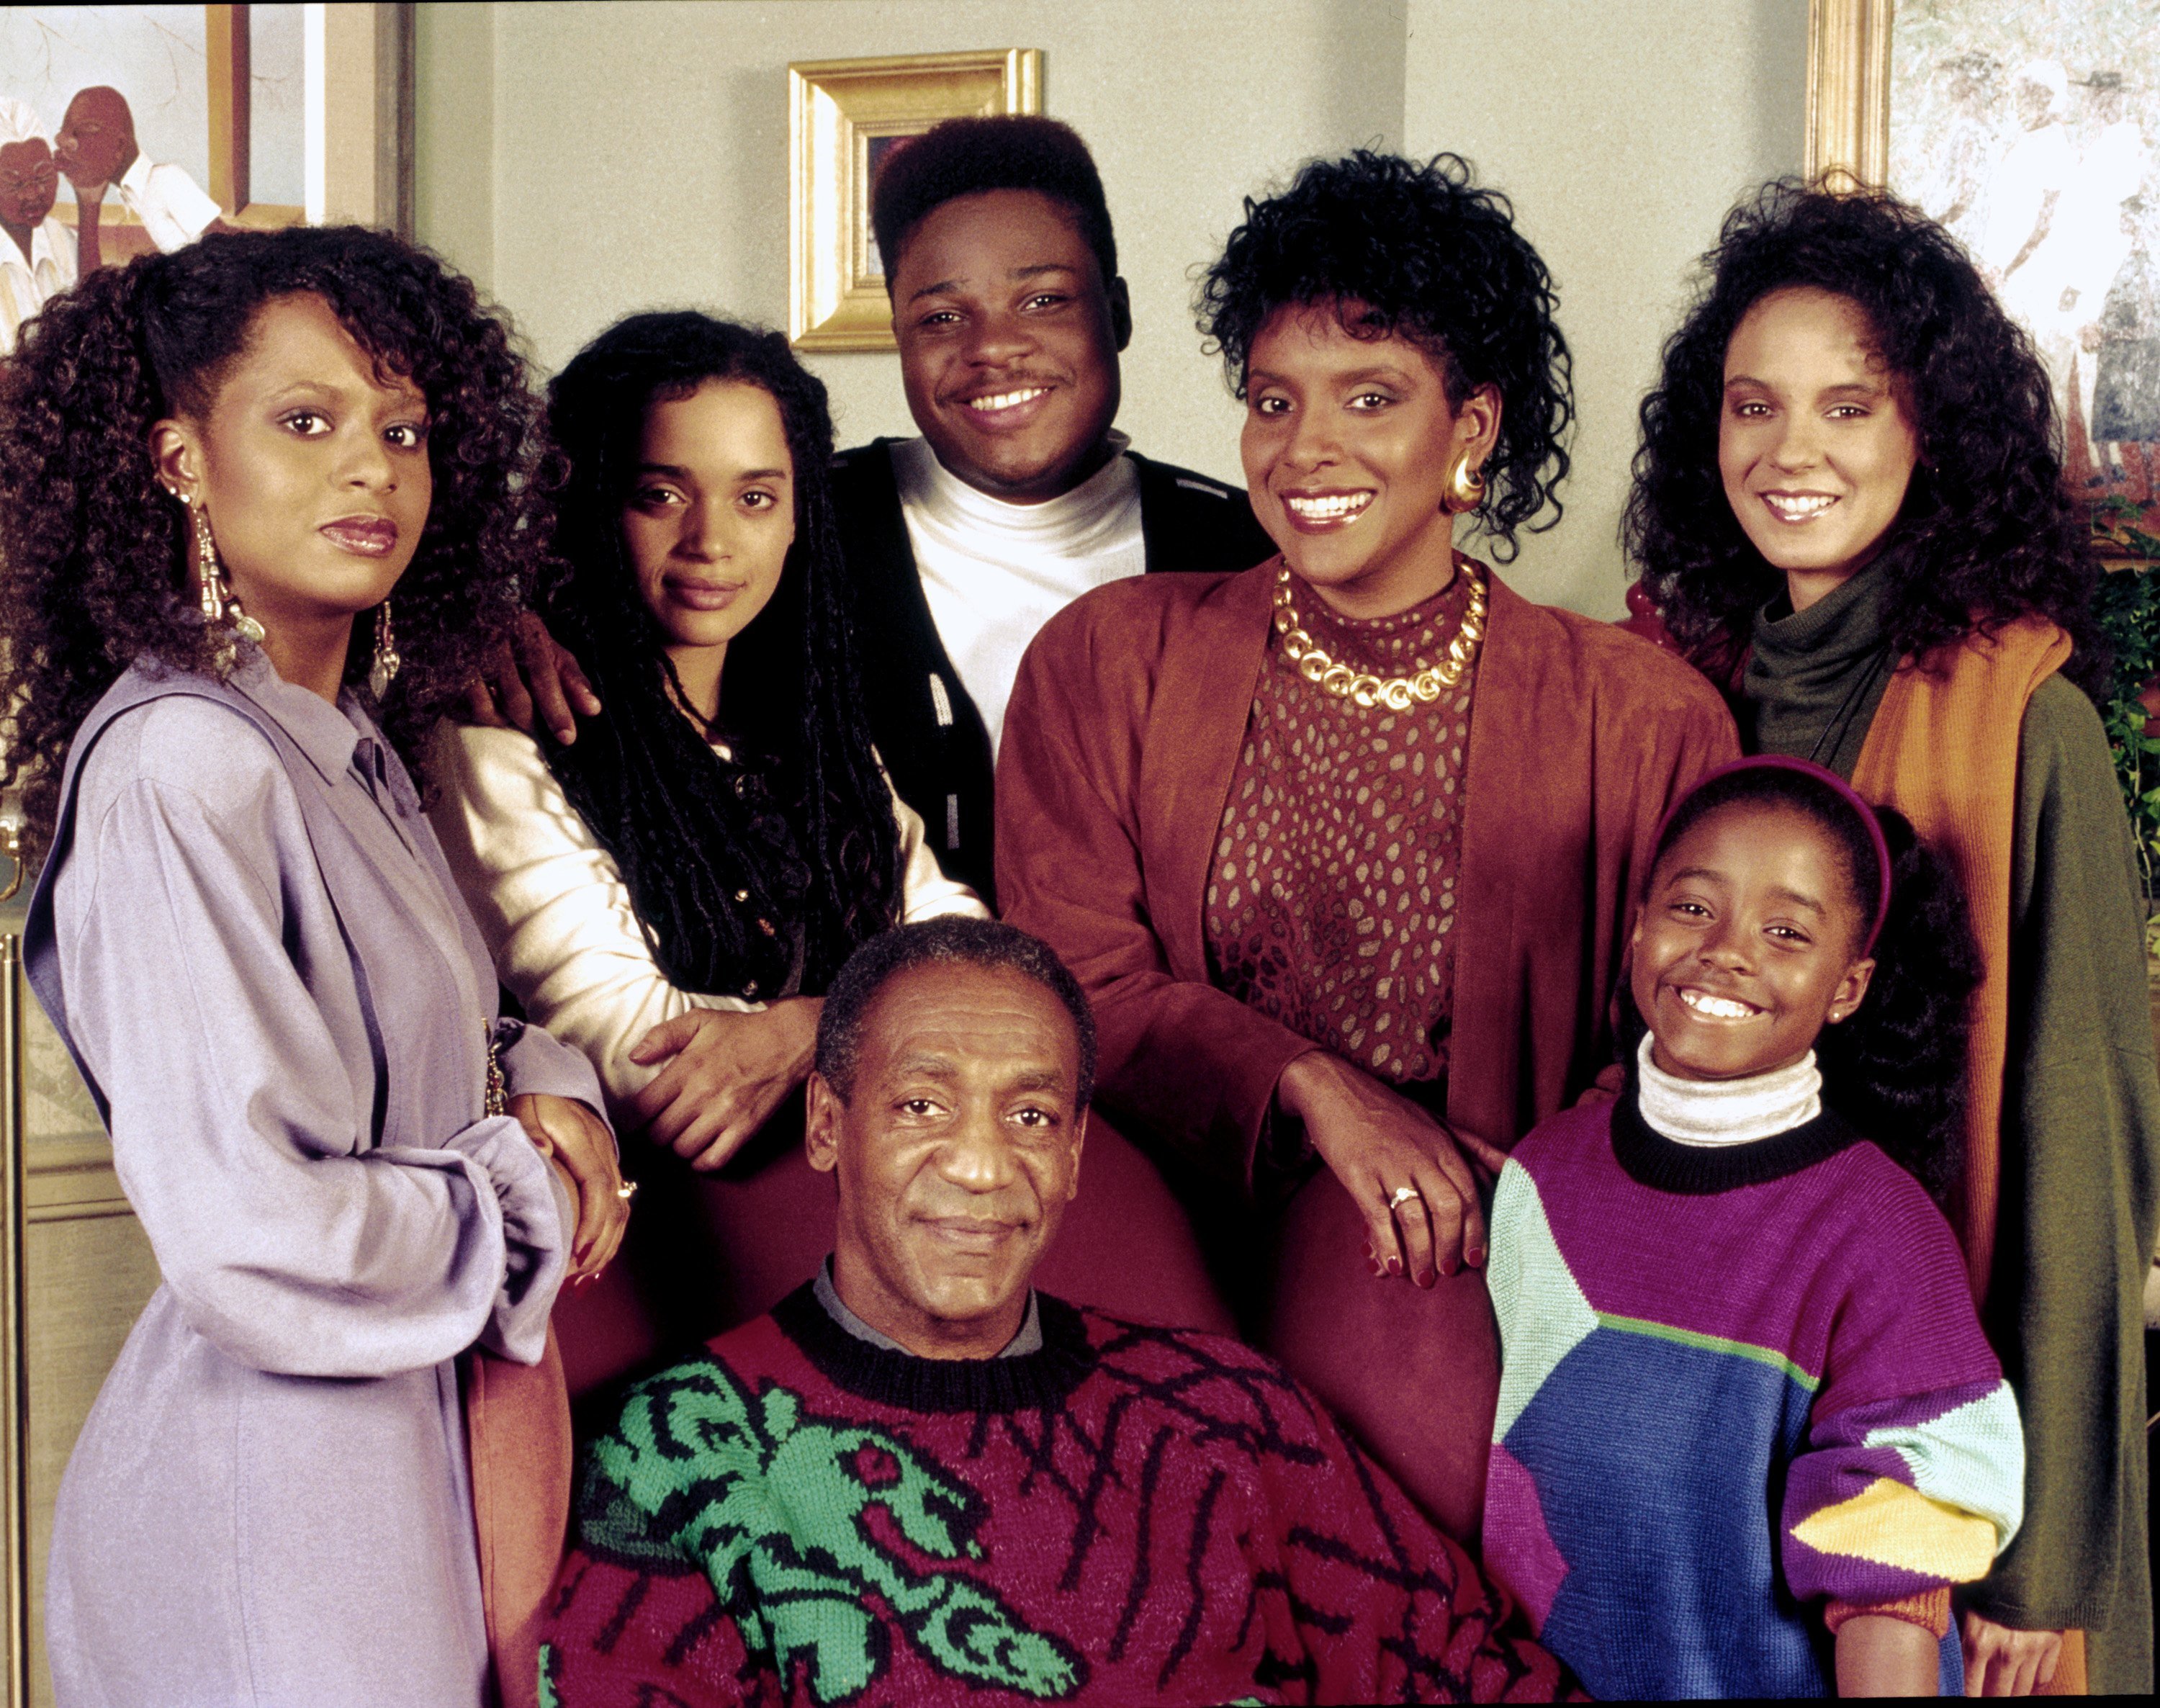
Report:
888,188,1130,504
806,961,1087,1358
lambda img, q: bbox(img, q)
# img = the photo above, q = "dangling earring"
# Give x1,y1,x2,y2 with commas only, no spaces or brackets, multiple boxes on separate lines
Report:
369,601,401,699
184,494,265,646
1445,455,1488,514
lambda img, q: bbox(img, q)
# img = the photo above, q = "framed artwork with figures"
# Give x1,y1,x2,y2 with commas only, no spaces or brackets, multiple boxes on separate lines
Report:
0,3,411,356
1809,0,2160,564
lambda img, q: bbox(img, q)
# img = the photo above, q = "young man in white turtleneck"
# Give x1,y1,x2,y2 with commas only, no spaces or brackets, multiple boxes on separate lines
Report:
829,114,1274,904
472,115,1273,907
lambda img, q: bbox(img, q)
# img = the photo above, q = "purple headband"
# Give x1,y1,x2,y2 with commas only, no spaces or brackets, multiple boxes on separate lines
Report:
1651,755,1894,956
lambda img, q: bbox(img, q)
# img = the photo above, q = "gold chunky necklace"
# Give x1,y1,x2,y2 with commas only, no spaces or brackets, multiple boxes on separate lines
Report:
1272,556,1488,711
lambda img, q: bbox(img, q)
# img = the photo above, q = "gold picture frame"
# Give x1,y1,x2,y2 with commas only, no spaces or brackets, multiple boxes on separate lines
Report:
1804,0,1892,189
788,49,1041,352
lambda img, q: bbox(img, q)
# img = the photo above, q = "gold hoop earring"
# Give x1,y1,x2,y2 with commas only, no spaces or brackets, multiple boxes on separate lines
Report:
369,601,401,699
1445,456,1488,514
187,497,265,647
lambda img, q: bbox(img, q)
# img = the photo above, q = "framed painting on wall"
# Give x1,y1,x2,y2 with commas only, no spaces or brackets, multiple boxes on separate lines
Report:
789,48,1041,352
0,3,411,356
1808,0,2160,565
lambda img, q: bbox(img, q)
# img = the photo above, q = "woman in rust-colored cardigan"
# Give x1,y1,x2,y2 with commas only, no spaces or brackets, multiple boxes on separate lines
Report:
997,153,1737,1537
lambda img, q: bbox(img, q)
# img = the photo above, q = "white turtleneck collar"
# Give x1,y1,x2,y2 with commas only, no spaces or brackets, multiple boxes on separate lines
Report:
896,430,1139,547
894,433,1147,763
1634,1034,1823,1148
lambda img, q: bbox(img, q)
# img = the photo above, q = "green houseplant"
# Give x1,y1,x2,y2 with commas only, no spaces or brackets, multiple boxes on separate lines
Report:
2091,500,2160,911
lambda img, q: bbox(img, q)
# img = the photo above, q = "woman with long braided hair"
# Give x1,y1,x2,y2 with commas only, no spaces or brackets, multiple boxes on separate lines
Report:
431,311,981,1382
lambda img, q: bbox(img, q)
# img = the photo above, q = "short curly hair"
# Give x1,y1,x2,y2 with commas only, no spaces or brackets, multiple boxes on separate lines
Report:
1624,181,2106,696
870,115,1117,290
0,224,551,865
1196,150,1574,559
814,918,1097,1111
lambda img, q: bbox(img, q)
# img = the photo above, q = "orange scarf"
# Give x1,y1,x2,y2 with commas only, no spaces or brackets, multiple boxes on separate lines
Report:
1853,617,2088,1696
1849,617,2071,1303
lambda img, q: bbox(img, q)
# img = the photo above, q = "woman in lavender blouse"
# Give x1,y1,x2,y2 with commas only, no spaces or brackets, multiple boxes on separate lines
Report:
0,227,629,1706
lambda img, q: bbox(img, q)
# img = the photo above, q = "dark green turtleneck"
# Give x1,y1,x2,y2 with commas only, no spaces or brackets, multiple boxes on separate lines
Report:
1742,562,2159,1693
1743,557,1899,779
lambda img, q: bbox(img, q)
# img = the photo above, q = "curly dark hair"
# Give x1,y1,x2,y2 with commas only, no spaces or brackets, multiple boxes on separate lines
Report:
1195,150,1573,559
815,918,1096,1110
870,115,1117,290
0,224,549,865
1633,763,1983,1208
1624,181,2107,697
541,311,901,1002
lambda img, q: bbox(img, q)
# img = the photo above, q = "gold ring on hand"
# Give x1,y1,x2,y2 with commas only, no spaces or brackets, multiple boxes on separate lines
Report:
1387,1185,1421,1211
616,1180,639,1202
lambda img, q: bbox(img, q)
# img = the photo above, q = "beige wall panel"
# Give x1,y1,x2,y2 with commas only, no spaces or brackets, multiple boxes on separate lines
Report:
416,1,496,294
1405,0,1808,614
323,3,387,227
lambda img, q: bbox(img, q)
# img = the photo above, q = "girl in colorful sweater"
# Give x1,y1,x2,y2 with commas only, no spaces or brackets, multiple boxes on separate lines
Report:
1482,755,2022,1698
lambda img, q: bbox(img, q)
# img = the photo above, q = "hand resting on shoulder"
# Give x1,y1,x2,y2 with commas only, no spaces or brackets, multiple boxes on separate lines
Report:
464,609,601,746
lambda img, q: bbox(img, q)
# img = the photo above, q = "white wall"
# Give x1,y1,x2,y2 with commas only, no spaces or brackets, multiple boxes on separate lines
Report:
414,0,1808,615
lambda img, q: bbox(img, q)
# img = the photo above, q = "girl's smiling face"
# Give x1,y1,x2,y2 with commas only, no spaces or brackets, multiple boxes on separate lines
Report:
1631,801,1876,1082
1719,286,1920,611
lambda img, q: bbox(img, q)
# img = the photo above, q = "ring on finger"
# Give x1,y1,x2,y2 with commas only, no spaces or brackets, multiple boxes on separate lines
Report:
1387,1184,1421,1212
616,1179,639,1202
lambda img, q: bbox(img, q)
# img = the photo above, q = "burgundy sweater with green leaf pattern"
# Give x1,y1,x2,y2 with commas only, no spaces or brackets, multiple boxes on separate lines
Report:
537,1285,1575,1707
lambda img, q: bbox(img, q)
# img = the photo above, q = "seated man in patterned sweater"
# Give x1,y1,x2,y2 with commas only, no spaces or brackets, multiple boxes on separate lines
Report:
539,918,1575,1707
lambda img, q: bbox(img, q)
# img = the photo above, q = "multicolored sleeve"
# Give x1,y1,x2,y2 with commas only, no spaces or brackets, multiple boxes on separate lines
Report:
1778,1156,2030,1637
1781,1372,2024,1632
